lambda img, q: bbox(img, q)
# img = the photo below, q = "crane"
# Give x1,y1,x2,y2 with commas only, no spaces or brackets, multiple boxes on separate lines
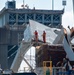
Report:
29,20,74,67
63,27,74,67
10,20,64,72
10,0,74,70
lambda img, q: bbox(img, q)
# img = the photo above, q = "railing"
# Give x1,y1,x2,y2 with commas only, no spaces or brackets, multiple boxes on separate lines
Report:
52,67,66,75
52,67,74,75
35,67,74,75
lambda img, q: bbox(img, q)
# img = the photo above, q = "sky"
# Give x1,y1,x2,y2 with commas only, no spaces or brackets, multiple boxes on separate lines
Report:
0,0,74,28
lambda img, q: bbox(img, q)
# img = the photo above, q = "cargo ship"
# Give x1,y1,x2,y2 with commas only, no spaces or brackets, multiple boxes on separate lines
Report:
0,0,74,75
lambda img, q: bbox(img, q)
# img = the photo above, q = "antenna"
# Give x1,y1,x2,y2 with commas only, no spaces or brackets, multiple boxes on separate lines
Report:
52,0,54,10
23,0,25,8
21,0,25,8
62,0,66,10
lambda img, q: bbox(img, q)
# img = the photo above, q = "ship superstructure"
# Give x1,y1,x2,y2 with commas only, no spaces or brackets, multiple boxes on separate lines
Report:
0,0,63,70
0,0,74,75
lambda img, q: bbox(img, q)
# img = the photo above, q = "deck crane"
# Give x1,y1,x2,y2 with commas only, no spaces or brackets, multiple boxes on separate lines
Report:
10,20,64,72
10,19,74,72
29,20,74,67
63,27,74,67
10,0,74,73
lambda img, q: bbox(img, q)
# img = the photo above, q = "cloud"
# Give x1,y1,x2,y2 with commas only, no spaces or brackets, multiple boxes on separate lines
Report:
62,11,74,28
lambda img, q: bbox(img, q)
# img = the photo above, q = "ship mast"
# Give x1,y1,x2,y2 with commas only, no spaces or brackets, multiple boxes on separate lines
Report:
73,0,74,25
52,0,54,10
21,0,25,8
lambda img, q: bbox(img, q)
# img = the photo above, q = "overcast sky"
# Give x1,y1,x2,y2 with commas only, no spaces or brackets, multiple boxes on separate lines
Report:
0,0,74,28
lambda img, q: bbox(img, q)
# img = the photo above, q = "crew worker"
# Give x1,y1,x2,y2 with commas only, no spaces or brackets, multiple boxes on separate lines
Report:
34,30,38,42
42,31,46,43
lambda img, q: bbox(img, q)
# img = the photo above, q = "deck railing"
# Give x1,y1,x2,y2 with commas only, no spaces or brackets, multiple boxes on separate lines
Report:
35,67,74,75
